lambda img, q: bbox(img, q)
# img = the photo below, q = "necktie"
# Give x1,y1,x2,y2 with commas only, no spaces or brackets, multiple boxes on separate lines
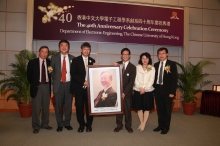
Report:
158,62,163,84
122,63,125,74
41,60,46,83
84,58,88,81
94,90,104,107
84,58,88,68
61,56,66,82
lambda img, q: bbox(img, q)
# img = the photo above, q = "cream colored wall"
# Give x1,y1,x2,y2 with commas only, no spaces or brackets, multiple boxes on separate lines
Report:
0,0,219,111
0,0,28,111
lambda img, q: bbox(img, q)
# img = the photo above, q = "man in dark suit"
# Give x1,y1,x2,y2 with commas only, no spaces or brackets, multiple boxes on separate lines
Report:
27,46,53,134
70,42,95,133
153,47,178,135
114,48,136,133
50,40,75,132
94,71,117,107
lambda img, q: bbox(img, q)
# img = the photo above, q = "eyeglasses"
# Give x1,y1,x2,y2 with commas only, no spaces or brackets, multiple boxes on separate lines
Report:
122,54,130,56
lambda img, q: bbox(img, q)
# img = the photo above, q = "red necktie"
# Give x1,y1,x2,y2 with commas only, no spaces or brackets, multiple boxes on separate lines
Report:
94,90,104,107
61,56,66,82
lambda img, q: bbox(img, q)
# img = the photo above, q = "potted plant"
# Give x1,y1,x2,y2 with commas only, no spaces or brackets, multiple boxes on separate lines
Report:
0,50,58,118
0,50,36,117
176,60,214,115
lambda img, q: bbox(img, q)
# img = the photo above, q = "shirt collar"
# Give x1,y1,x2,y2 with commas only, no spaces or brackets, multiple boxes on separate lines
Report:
82,55,88,60
161,59,167,65
104,86,111,92
123,61,129,66
61,54,67,58
39,57,45,61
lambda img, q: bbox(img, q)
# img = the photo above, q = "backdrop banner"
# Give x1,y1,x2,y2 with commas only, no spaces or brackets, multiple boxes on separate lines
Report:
33,0,184,46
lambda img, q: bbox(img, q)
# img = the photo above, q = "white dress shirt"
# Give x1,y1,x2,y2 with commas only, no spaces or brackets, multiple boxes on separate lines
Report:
82,56,88,67
39,57,49,82
122,61,129,70
82,55,89,81
61,54,71,82
156,59,167,84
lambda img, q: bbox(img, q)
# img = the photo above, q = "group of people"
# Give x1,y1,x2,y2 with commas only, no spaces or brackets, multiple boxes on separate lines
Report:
27,39,177,135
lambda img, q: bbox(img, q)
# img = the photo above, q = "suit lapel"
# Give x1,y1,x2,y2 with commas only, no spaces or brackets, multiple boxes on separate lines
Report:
106,87,113,94
79,55,86,73
155,62,159,77
68,54,72,60
36,58,40,80
165,59,170,67
46,59,50,66
123,62,131,77
125,62,131,73
68,54,73,68
46,59,50,78
88,57,94,65
163,60,170,77
58,54,61,72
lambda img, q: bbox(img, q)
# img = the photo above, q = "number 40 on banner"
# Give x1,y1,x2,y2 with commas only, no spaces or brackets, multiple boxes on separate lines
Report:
59,13,73,23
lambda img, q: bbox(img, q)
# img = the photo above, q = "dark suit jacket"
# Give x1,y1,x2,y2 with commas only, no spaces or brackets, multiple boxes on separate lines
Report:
95,87,117,107
70,55,95,95
153,59,177,96
27,58,51,98
117,61,136,98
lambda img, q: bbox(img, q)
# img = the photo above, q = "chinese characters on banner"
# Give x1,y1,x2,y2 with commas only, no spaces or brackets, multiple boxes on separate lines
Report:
33,0,184,46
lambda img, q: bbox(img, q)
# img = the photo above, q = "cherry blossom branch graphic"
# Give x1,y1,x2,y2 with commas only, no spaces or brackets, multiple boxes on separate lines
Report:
38,2,74,23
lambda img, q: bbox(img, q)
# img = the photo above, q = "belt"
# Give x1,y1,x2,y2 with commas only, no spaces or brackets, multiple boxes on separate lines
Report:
60,81,70,83
156,84,163,87
39,82,49,84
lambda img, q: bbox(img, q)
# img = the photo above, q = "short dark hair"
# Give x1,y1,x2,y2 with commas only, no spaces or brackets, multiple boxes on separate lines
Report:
121,48,131,55
58,39,70,48
81,42,91,49
39,46,49,52
157,47,168,54
138,52,152,65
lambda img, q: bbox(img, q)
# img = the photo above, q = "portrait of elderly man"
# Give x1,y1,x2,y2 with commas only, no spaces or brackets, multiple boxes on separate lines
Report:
94,71,117,108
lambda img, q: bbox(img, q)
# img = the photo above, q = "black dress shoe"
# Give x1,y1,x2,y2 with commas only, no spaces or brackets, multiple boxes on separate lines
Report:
126,127,133,133
65,126,73,130
78,126,84,133
33,129,39,134
42,126,53,130
57,127,63,132
153,127,163,132
161,128,169,134
86,125,92,132
114,126,122,132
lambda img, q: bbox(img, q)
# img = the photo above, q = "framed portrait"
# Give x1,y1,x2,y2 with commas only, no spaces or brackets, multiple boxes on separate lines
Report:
87,65,124,115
